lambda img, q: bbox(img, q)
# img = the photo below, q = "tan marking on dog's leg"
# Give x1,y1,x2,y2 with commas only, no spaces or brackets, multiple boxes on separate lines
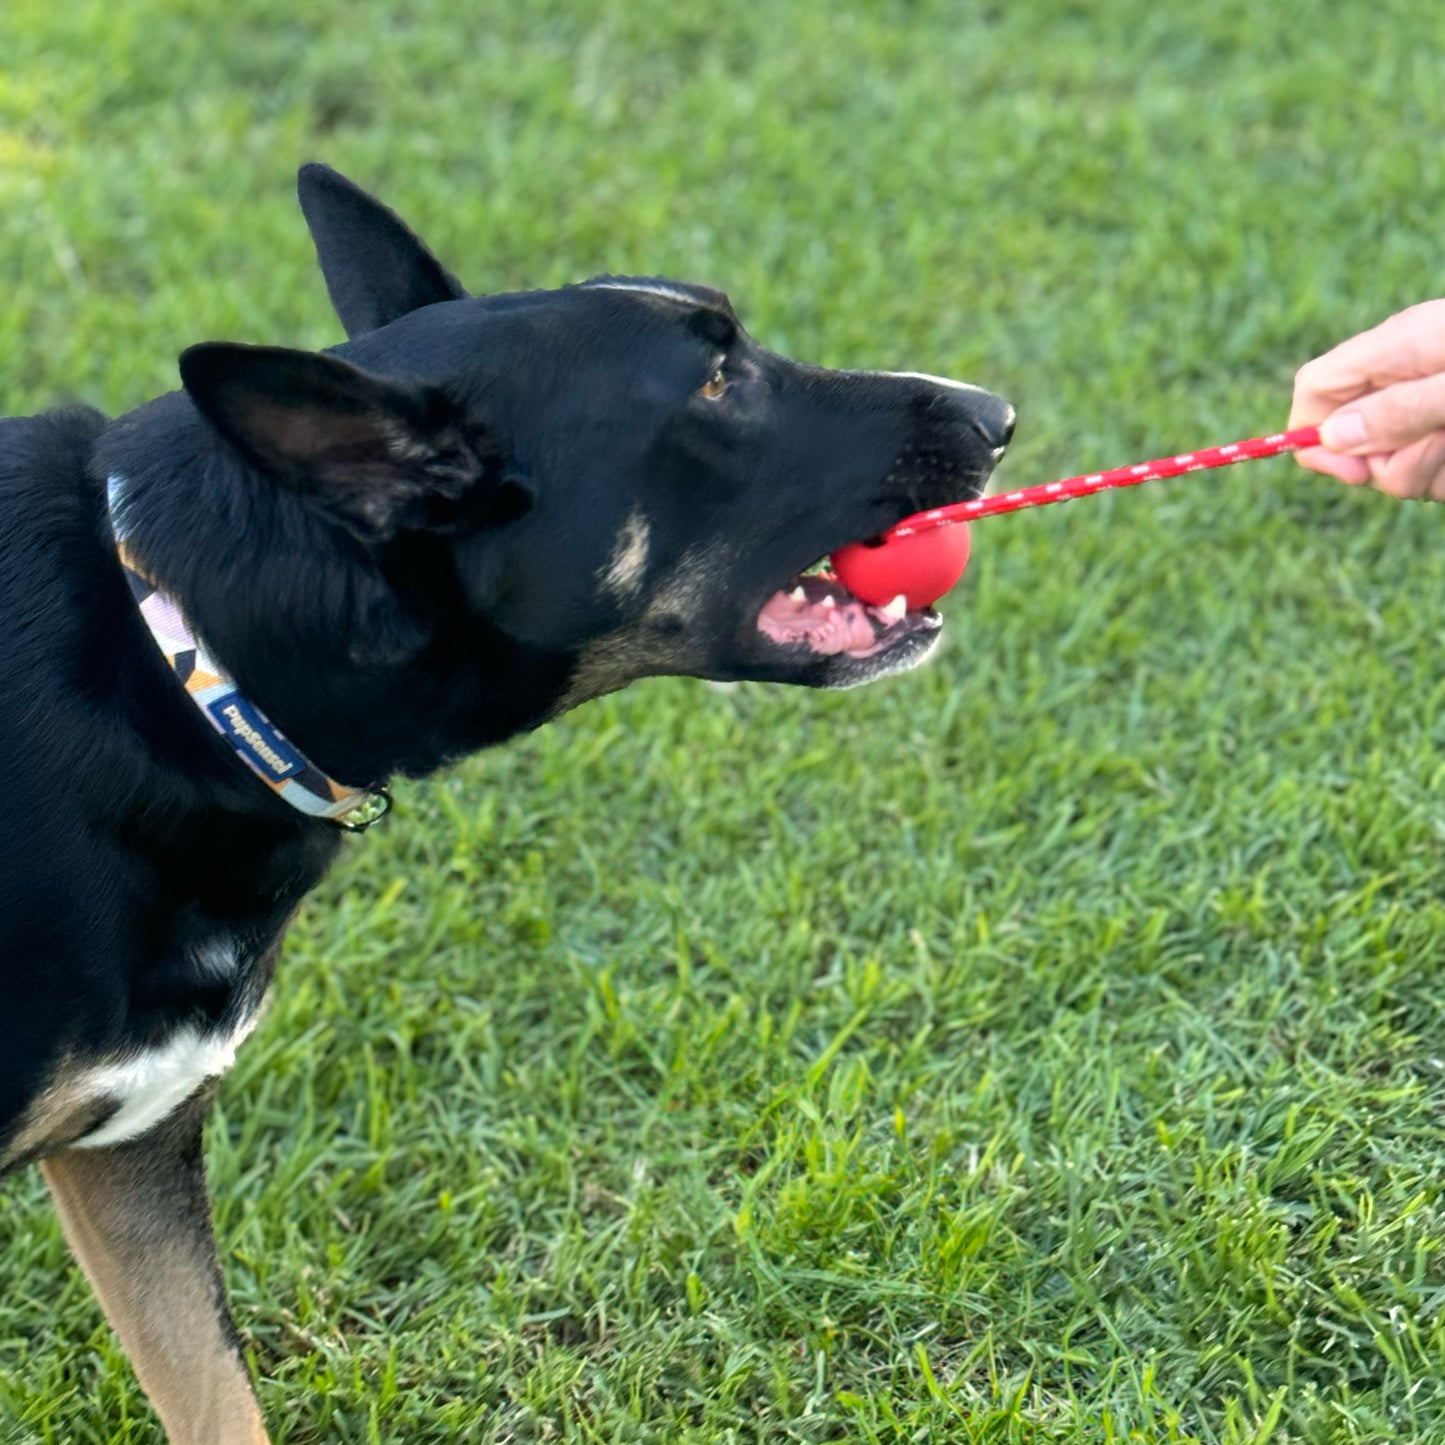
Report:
0,1060,115,1173
40,1091,271,1445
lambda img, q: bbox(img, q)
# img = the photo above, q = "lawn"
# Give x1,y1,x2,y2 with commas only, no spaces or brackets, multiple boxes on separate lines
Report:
3,1,1445,1441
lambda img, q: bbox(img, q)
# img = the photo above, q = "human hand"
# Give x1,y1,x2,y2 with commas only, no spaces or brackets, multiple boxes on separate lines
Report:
1289,300,1445,499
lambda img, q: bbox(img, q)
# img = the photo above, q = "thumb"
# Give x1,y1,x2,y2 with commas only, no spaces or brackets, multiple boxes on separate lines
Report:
1320,371,1445,454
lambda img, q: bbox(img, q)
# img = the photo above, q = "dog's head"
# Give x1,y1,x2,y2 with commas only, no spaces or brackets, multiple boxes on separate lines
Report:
163,167,1011,775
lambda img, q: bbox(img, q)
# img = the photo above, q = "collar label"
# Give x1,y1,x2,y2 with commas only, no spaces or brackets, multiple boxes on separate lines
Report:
207,695,306,780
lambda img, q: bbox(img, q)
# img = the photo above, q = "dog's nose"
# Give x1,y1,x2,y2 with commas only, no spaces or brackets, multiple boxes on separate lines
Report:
971,392,1016,453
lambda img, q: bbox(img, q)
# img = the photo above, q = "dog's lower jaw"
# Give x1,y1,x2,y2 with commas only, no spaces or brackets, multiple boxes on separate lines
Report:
810,625,944,688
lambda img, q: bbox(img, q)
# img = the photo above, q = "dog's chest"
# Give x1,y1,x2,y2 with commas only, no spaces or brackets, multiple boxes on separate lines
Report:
69,1010,261,1149
1,909,293,1170
61,935,264,1151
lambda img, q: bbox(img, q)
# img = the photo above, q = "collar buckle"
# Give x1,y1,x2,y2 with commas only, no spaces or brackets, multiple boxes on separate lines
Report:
337,787,393,833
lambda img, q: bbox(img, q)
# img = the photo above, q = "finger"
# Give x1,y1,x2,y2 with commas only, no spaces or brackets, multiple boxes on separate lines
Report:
1318,372,1445,455
1365,430,1445,500
1290,299,1445,427
1290,347,1376,429
1293,445,1372,485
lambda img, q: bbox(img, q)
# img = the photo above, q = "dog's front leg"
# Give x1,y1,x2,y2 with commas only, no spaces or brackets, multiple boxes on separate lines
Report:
40,1090,270,1445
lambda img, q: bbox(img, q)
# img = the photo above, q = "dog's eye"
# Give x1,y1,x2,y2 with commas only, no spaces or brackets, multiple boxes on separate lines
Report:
699,367,728,400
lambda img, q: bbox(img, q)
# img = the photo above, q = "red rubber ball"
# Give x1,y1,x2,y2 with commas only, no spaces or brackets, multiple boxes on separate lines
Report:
830,523,972,610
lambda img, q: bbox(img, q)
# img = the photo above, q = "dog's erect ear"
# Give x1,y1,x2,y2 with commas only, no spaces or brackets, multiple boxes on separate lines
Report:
180,342,526,543
296,163,468,339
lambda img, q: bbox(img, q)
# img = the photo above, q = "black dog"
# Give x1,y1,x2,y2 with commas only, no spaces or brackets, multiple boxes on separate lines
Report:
0,165,1012,1442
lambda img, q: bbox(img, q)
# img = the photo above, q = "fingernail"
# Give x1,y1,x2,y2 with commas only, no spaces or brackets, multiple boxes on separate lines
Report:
1321,411,1369,451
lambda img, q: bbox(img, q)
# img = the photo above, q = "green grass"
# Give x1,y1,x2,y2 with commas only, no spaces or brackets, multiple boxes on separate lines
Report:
3,1,1445,1440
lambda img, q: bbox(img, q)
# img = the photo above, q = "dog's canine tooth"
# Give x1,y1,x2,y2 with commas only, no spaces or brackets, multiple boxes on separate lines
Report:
789,586,806,602
880,594,908,624
820,594,835,608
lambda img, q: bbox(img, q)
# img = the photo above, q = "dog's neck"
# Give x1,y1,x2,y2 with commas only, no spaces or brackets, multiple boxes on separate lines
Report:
108,476,391,830
95,393,576,791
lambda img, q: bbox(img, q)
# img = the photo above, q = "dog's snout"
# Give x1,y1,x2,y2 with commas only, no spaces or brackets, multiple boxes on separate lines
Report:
897,374,1015,458
970,393,1016,453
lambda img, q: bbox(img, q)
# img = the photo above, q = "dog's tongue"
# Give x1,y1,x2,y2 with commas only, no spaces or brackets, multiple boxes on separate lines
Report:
758,589,879,655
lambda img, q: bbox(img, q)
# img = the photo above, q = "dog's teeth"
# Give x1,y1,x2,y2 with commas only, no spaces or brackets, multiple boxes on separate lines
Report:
790,586,806,602
820,594,836,608
880,594,908,623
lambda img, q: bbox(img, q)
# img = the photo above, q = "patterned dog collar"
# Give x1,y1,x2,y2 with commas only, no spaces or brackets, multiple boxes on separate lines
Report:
108,478,390,831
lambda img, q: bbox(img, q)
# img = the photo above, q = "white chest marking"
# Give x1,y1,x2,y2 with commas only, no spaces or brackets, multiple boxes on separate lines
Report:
70,1013,259,1149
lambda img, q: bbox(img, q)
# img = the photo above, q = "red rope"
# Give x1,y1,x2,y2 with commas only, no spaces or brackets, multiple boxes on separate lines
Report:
888,425,1321,538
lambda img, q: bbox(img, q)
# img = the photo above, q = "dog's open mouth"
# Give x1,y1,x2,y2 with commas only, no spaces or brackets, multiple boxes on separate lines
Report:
754,566,942,684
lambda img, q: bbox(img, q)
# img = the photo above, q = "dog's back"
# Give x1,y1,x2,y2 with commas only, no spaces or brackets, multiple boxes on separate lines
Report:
0,407,116,1132
0,406,110,636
